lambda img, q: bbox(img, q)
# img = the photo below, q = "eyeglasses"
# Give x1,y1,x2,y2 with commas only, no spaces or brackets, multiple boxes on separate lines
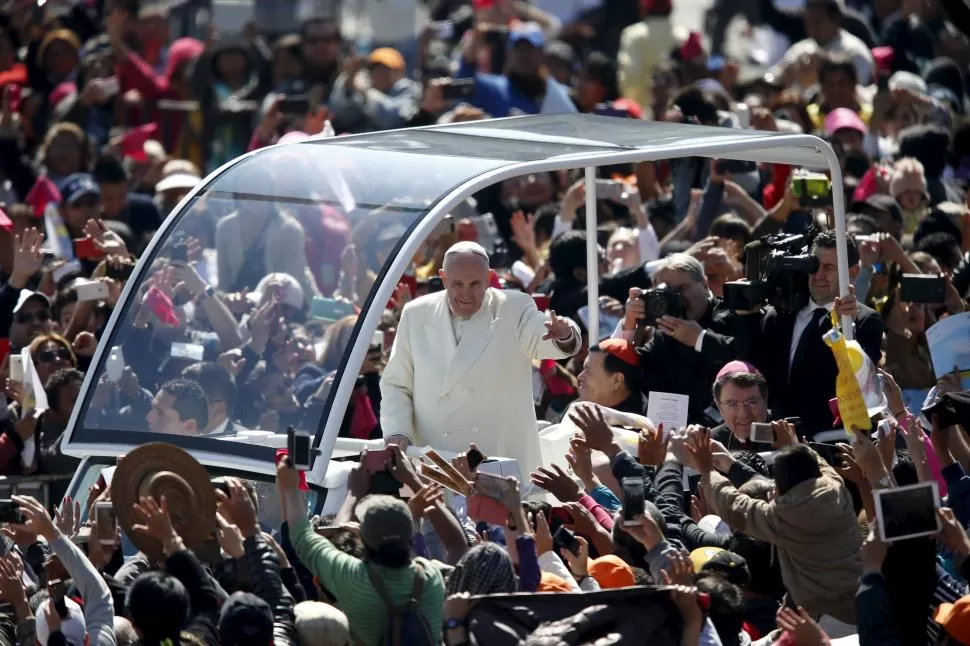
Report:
37,347,72,364
719,397,764,412
14,309,50,325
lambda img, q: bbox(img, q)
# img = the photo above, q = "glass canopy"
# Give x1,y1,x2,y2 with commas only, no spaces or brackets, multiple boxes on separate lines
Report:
62,114,841,478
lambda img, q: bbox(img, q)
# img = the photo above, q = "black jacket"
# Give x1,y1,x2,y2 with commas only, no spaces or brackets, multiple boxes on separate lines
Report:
737,304,883,437
638,297,740,424
241,534,298,646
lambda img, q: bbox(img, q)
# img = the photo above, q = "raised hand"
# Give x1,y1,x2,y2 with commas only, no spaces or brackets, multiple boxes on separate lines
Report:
215,512,245,559
131,495,178,546
568,404,615,453
543,310,574,342
11,495,57,541
530,464,582,503
10,228,45,289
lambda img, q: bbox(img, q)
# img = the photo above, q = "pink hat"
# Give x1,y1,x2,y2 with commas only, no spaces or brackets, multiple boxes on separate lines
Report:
824,108,866,136
716,360,762,380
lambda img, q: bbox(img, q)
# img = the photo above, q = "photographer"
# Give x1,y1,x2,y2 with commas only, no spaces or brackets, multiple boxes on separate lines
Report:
737,230,883,437
619,253,740,424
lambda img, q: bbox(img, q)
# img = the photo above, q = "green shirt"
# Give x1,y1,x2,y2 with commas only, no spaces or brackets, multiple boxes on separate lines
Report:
290,516,445,646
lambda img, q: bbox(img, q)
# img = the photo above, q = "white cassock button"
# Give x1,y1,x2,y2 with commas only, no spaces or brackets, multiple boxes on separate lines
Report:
443,431,450,438
472,426,479,433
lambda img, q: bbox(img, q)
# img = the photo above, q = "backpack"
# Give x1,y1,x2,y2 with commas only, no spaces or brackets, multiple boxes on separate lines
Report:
360,562,436,646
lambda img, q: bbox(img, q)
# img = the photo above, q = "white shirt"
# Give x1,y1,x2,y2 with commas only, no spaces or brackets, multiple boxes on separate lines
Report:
789,299,834,368
450,314,469,345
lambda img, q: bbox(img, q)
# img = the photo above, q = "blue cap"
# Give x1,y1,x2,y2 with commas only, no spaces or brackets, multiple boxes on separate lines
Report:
508,23,544,49
61,173,100,206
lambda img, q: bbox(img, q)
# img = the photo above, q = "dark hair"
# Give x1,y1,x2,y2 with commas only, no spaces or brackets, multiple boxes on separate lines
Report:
892,450,918,487
532,204,558,244
588,345,643,394
712,371,767,403
673,86,720,126
181,362,236,410
44,368,84,411
126,571,189,641
773,444,822,495
274,33,305,63
548,231,588,284
728,533,787,598
848,214,878,236
733,451,771,478
52,287,78,323
709,215,751,245
806,0,843,19
159,379,209,430
818,53,858,86
695,574,745,646
915,232,962,270
581,52,619,102
93,154,128,185
812,229,860,268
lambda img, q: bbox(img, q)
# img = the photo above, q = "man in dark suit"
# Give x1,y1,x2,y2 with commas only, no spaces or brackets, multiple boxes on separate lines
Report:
619,253,741,423
738,230,883,437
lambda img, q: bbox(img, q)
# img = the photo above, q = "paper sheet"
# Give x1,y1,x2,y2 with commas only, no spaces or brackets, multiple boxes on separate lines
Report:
926,312,970,389
646,391,689,432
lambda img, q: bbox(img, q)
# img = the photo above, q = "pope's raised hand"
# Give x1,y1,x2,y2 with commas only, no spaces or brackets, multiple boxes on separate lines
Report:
543,310,573,342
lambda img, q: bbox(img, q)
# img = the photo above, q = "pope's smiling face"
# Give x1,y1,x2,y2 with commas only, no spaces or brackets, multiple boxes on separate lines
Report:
440,252,489,320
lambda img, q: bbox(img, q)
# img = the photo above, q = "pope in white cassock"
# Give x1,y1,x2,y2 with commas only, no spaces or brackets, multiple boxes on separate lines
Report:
381,241,581,473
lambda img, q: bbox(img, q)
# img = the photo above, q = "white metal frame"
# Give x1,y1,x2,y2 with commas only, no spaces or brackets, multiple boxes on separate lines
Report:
59,120,852,485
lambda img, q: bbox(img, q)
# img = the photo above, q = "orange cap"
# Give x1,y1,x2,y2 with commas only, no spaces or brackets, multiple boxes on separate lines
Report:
538,572,574,593
588,555,636,588
368,47,405,71
934,596,970,642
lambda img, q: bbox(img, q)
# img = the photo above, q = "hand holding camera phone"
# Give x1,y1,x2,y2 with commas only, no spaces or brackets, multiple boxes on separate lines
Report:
93,501,117,546
749,422,775,444
286,427,312,471
0,499,24,524
621,477,645,526
874,481,941,542
899,273,946,304
553,525,581,556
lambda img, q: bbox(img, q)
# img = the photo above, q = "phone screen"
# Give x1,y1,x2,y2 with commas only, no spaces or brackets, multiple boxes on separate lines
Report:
0,500,23,524
288,427,312,470
621,477,645,526
94,502,117,545
553,525,580,555
474,472,514,499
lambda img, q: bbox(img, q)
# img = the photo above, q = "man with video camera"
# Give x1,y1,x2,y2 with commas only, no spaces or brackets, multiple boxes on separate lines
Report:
619,253,740,423
734,230,883,437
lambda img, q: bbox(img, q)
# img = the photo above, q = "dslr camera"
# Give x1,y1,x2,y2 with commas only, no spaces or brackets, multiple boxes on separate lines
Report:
638,284,685,326
722,230,820,314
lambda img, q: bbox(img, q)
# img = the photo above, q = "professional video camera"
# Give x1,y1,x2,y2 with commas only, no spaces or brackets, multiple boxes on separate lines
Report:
722,230,820,314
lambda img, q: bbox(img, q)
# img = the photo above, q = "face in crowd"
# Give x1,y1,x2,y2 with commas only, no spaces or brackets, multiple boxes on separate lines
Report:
715,373,770,442
654,266,710,321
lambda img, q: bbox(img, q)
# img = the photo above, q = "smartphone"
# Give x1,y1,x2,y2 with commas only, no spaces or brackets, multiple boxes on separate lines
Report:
899,274,946,304
363,448,393,473
874,481,941,542
287,427,312,471
553,525,580,556
0,500,23,524
52,260,82,285
49,579,67,618
310,296,356,322
93,501,117,545
479,213,499,239
169,234,188,263
277,94,310,115
621,477,645,526
441,78,476,102
170,342,205,361
75,279,110,302
74,237,105,261
92,76,120,96
105,346,124,382
467,494,509,526
595,178,626,202
749,422,775,444
466,447,485,471
474,471,516,499
8,356,23,384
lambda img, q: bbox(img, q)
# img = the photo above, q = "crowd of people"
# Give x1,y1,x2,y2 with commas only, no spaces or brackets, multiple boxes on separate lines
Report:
0,0,967,644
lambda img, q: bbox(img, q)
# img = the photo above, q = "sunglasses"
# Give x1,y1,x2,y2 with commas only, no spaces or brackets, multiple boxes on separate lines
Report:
15,309,50,324
37,347,72,364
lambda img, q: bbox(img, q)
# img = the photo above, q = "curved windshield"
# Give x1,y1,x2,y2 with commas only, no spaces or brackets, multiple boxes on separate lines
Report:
75,138,510,462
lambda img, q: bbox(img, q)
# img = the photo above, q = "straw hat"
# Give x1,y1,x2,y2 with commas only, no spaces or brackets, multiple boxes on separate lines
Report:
112,443,217,562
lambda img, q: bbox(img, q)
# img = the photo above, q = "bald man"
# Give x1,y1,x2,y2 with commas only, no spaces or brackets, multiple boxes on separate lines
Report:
381,241,580,474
